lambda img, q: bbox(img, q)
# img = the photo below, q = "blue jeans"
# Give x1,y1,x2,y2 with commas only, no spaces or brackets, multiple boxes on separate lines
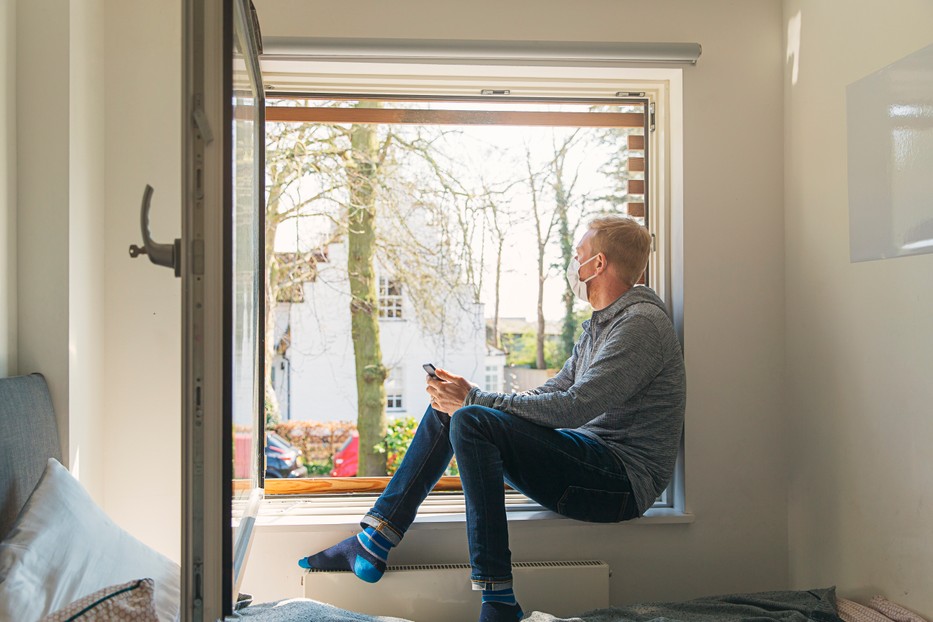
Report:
361,405,637,590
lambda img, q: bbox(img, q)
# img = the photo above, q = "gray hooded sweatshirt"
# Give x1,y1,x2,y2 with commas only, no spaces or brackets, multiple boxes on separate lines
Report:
464,285,686,515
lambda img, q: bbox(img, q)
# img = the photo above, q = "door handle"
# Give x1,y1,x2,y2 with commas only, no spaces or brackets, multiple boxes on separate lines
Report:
129,184,181,277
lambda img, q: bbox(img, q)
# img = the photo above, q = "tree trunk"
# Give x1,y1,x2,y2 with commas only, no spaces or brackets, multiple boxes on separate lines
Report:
263,185,283,427
555,177,576,363
347,109,388,477
492,237,503,350
536,244,546,370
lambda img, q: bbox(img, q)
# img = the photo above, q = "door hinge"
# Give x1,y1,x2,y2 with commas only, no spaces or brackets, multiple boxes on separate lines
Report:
649,103,656,133
191,95,214,145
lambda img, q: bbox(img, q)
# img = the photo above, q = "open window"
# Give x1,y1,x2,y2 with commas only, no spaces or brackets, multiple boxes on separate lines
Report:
181,0,264,618
259,94,667,502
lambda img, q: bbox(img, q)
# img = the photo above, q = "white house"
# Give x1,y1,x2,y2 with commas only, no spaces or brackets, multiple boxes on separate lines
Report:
271,238,506,423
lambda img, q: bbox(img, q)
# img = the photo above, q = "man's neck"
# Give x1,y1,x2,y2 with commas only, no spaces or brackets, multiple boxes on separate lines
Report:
589,282,631,311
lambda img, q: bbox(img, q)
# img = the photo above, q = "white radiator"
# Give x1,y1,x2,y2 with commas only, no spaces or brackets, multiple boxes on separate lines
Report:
301,560,609,622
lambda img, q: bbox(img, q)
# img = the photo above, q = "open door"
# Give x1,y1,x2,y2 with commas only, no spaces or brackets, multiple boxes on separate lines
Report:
181,0,265,619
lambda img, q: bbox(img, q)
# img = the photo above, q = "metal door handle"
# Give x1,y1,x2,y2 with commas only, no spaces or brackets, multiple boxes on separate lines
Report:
129,184,181,277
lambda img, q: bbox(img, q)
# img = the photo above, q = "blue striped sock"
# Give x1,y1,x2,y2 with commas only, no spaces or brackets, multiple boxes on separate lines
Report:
298,526,396,583
482,587,517,606
480,596,524,622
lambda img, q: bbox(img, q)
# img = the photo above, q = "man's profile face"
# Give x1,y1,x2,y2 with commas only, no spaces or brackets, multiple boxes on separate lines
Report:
575,229,600,280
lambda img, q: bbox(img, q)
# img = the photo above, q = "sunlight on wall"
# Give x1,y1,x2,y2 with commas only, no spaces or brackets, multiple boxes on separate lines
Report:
71,446,80,480
786,10,802,86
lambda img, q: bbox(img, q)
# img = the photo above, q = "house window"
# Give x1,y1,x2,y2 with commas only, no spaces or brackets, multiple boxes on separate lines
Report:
378,277,404,320
484,364,501,392
386,367,404,411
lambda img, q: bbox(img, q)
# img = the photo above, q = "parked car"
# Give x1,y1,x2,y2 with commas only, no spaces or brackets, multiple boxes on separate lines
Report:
330,433,358,477
265,431,308,478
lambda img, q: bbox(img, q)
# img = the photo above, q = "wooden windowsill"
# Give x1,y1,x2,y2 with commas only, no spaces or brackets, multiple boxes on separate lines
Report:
234,476,464,495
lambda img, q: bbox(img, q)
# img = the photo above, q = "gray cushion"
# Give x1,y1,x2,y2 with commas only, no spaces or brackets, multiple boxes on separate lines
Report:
0,374,61,541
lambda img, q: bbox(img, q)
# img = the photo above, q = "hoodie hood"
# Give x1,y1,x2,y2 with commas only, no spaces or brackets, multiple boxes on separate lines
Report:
585,285,670,332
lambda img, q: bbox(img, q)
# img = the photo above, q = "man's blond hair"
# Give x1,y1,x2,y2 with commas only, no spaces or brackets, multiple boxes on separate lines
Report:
588,216,652,286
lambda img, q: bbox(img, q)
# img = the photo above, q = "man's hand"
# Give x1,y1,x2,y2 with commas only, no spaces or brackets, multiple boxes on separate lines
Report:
426,368,474,414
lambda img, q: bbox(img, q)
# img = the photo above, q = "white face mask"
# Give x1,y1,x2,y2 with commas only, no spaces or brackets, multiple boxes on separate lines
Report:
566,254,599,303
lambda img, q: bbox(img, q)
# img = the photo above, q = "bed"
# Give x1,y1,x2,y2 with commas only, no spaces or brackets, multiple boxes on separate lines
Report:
234,588,843,622
0,373,922,622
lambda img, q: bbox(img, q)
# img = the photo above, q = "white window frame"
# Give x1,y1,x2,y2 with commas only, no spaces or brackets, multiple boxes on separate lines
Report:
377,275,404,320
484,364,501,393
385,366,404,412
259,62,687,520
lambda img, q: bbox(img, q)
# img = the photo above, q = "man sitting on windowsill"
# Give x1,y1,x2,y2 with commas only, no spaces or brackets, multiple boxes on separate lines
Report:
298,215,687,622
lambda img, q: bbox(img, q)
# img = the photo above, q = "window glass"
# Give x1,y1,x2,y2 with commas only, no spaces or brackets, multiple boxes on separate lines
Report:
264,97,652,489
386,367,404,411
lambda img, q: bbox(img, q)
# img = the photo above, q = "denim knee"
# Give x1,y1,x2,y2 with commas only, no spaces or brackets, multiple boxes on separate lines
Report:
449,405,493,447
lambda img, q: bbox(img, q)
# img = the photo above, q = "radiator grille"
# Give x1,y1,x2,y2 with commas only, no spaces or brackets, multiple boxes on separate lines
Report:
308,559,606,574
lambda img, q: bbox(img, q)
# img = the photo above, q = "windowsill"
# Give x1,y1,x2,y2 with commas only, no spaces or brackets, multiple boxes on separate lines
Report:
253,499,694,532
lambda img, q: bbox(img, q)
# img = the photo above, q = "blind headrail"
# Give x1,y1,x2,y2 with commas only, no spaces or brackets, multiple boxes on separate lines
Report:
262,38,702,66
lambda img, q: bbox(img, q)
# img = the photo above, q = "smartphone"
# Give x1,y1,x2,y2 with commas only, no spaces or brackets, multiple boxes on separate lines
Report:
422,363,438,378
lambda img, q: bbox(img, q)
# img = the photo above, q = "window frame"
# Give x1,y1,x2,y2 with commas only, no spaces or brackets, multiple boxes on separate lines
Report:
377,276,404,320
385,365,404,412
258,68,685,517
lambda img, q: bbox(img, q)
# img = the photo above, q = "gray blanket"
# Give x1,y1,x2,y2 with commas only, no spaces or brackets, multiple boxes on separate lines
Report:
235,587,842,622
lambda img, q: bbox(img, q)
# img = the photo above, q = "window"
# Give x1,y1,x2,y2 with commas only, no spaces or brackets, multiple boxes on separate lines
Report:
484,364,501,393
386,367,404,411
261,77,681,514
378,277,404,320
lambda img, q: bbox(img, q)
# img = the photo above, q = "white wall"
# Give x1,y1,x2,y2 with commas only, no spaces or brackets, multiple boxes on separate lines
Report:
8,0,179,552
16,0,71,462
0,0,15,377
101,0,183,562
246,0,788,606
68,0,107,505
11,0,106,501
9,0,108,503
783,0,933,615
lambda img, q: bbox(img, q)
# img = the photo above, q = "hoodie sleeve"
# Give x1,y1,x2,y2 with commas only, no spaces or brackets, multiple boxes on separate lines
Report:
464,314,662,429
523,341,577,395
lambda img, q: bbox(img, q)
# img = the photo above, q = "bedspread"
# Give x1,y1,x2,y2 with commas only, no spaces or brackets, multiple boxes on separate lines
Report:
524,588,842,622
235,587,842,622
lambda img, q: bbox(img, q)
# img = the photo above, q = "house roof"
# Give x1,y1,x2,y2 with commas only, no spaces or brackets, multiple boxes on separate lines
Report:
492,317,562,336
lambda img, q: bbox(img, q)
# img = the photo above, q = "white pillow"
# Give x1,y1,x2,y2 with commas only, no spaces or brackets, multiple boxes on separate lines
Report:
0,458,180,622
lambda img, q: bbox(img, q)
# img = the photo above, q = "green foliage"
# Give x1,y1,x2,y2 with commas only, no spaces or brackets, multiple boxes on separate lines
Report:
502,330,565,369
376,416,458,476
303,459,334,477
264,395,281,430
378,416,418,475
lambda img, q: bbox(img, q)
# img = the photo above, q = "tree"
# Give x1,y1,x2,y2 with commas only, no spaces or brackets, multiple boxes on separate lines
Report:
548,130,585,364
483,184,509,350
524,145,563,370
346,102,390,476
264,102,485,474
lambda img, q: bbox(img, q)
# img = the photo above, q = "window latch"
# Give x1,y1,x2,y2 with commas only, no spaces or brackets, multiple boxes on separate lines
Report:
128,184,182,277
